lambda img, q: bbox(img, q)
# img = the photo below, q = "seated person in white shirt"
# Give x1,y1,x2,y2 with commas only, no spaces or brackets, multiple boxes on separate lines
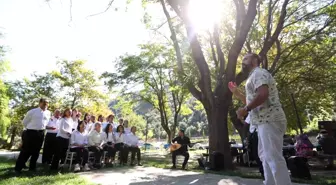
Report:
101,123,117,164
115,125,128,165
88,123,104,168
128,126,142,166
85,115,96,134
51,108,73,171
70,121,90,172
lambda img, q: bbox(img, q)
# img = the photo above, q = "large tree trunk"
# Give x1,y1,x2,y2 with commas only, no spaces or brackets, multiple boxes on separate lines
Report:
206,103,233,169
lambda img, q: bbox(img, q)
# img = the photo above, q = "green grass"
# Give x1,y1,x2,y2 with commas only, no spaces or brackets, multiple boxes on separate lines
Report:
142,152,336,185
0,157,95,185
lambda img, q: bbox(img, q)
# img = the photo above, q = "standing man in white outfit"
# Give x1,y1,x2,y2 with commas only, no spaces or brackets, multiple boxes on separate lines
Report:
15,98,51,173
228,53,291,185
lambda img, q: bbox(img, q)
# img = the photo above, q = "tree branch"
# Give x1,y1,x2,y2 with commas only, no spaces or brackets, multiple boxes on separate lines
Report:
86,0,115,18
209,33,219,70
269,39,281,73
151,16,178,31
160,0,183,73
213,24,226,77
259,0,290,69
166,0,183,19
226,0,258,81
233,0,246,38
283,0,335,29
274,18,333,75
265,0,273,43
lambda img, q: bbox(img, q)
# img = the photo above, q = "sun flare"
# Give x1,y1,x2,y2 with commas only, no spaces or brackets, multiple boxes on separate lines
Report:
187,0,223,31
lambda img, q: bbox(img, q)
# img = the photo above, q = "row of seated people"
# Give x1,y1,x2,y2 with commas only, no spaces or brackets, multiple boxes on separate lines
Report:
51,114,141,172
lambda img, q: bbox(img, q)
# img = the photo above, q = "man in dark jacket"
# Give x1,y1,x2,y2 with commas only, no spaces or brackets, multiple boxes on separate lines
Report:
171,130,191,170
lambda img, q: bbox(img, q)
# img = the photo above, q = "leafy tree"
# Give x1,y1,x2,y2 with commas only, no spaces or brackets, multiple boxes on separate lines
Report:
113,96,146,138
141,0,336,169
0,60,10,142
51,60,108,109
102,44,190,142
4,73,61,149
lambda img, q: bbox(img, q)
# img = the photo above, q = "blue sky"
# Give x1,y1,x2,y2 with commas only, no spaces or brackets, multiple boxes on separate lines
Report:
0,0,152,81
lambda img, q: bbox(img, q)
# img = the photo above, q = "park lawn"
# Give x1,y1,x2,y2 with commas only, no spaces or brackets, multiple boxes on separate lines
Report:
142,151,336,185
0,157,95,185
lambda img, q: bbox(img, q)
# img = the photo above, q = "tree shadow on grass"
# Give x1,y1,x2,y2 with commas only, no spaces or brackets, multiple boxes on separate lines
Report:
128,173,264,185
0,157,91,185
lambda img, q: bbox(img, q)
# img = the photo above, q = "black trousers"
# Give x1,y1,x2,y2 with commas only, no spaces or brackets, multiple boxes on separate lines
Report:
172,149,189,167
248,131,264,176
42,133,57,164
70,147,89,166
103,145,117,159
115,143,128,164
50,137,69,170
129,146,141,163
88,146,104,164
15,129,45,172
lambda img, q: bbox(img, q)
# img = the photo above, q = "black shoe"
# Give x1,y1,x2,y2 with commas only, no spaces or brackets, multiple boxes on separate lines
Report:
171,165,176,169
28,168,36,172
137,163,142,166
14,170,21,176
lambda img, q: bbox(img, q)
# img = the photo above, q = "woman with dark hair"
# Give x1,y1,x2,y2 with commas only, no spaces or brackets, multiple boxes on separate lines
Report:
115,125,127,165
101,123,116,164
83,113,91,125
51,108,73,170
70,121,90,172
97,115,104,123
71,108,79,131
85,115,95,133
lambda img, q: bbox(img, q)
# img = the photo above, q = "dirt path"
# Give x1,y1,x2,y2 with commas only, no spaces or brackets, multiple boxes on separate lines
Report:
80,166,312,185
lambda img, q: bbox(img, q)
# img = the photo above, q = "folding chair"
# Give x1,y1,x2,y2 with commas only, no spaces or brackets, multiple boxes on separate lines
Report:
63,148,77,170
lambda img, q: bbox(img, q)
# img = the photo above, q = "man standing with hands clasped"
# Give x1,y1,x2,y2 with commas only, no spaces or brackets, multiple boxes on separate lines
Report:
228,53,291,185
15,98,51,174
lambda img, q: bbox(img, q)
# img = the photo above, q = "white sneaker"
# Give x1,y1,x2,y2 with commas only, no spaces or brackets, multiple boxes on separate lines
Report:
74,164,80,172
84,164,90,171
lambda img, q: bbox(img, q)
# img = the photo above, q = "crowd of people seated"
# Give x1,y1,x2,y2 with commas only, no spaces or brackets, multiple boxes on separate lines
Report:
15,98,142,174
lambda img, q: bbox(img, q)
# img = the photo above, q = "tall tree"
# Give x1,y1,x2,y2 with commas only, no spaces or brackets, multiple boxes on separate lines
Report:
5,73,60,149
0,61,10,141
52,60,108,109
102,44,190,142
148,0,336,169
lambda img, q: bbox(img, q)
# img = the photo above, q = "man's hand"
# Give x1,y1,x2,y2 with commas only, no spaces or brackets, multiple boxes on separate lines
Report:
237,107,248,120
46,126,56,130
228,82,237,94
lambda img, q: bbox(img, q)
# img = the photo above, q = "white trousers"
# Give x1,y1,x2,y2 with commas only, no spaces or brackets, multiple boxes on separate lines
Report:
257,122,292,185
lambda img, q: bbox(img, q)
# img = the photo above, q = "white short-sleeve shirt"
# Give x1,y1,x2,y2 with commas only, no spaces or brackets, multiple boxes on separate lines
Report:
245,67,286,125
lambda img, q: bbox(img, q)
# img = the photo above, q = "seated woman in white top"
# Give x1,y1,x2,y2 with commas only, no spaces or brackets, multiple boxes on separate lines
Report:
101,123,117,164
115,125,128,165
51,108,73,170
127,126,142,166
88,123,104,168
70,121,90,172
